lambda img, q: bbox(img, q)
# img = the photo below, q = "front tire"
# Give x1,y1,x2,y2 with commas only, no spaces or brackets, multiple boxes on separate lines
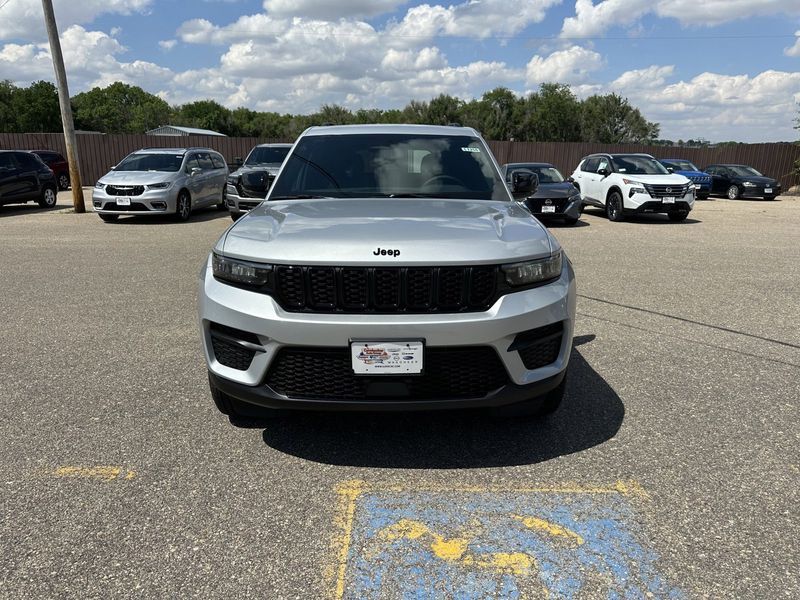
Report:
57,173,70,190
563,216,579,226
605,191,624,222
727,185,740,200
668,211,689,222
230,212,242,222
38,186,57,208
98,213,119,222
174,190,191,221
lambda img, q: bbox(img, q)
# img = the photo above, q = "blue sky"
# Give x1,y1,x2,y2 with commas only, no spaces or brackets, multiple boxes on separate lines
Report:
1,0,799,142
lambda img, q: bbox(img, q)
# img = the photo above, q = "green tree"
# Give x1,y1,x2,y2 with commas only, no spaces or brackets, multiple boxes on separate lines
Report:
580,93,660,143
172,99,234,135
72,82,170,133
516,84,581,142
315,103,355,125
0,80,17,132
11,80,61,132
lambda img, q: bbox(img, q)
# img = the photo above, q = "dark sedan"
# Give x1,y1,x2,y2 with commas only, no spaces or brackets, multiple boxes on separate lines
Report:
503,162,582,225
704,164,781,200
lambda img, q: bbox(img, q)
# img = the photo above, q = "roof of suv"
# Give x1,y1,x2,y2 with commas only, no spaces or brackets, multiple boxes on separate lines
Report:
255,143,293,148
302,124,480,137
135,147,219,154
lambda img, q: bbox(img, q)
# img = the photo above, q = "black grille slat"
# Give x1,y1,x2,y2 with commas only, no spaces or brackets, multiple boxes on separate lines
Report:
644,183,691,198
512,322,563,370
272,266,498,314
210,336,256,371
266,346,508,400
105,185,144,197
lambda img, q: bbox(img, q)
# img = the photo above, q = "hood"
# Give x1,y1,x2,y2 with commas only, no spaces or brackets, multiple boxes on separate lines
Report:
531,181,579,199
673,170,708,177
230,164,282,178
219,198,553,266
616,174,690,185
98,170,178,185
730,175,778,185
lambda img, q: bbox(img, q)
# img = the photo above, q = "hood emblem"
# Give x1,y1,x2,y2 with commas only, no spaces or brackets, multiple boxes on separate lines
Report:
665,187,672,194
374,247,400,257
545,199,553,205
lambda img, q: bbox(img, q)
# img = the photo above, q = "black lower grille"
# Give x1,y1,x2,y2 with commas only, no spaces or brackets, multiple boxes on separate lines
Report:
102,201,149,211
274,265,498,313
527,198,567,212
266,346,509,400
512,322,563,370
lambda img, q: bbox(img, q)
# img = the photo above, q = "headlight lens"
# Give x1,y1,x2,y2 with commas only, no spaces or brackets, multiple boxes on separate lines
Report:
212,253,272,287
502,251,562,287
94,181,105,189
227,175,239,185
147,181,172,189
742,181,756,187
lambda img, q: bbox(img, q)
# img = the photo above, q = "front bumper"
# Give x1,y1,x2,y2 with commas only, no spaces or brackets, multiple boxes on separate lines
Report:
199,256,576,410
93,187,177,214
526,196,582,220
739,185,781,198
226,184,265,216
624,191,694,213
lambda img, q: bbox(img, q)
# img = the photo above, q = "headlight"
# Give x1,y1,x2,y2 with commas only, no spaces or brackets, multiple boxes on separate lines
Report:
94,181,105,189
147,181,172,189
742,181,756,187
212,253,272,287
502,251,562,287
227,175,239,185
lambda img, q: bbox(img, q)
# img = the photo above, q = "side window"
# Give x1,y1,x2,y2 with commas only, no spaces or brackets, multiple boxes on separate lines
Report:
184,155,200,173
196,152,215,170
0,153,16,171
582,158,598,173
211,154,226,170
596,158,610,173
16,153,42,170
705,167,716,175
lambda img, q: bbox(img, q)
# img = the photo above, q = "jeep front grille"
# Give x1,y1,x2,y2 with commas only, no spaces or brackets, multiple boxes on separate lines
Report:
274,265,498,313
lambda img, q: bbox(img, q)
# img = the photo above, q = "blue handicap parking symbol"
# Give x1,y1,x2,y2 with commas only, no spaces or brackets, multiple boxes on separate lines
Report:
332,481,683,599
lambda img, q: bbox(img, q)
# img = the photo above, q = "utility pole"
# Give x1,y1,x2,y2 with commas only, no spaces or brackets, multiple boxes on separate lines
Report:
41,0,84,212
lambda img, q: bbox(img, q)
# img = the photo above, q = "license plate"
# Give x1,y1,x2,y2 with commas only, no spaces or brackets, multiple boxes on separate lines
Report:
662,197,675,204
764,188,772,194
541,205,556,213
117,197,131,206
351,340,423,375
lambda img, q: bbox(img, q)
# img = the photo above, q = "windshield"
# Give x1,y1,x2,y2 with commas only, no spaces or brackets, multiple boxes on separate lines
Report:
611,155,669,175
269,133,509,201
245,146,290,166
728,165,762,177
508,165,564,184
115,153,184,172
663,160,698,172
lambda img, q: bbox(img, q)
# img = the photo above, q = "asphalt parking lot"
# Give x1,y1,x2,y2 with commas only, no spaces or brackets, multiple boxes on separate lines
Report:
1,191,798,599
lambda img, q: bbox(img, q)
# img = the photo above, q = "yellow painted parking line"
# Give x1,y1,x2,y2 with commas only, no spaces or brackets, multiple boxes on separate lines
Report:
331,480,364,600
513,515,585,547
50,466,136,481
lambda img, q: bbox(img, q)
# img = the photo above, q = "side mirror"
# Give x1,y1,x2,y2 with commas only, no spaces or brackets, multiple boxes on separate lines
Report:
233,157,243,168
511,169,538,195
666,167,674,173
191,167,202,176
598,167,610,177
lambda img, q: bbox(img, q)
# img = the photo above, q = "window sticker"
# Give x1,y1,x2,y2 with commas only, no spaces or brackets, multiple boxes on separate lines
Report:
461,147,481,153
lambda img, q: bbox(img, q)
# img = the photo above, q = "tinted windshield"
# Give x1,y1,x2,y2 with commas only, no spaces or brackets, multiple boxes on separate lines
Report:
269,133,509,201
611,156,669,175
664,160,698,172
116,153,183,172
509,165,564,184
729,165,762,177
245,146,290,166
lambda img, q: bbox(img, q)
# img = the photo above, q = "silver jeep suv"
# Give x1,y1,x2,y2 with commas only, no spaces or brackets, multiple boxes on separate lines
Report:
93,147,228,222
198,125,576,420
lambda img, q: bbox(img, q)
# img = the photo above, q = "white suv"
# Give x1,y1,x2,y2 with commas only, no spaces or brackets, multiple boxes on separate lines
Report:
570,153,694,222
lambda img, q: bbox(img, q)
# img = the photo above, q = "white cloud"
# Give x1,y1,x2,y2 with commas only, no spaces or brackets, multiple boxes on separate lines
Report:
0,0,152,41
526,45,604,85
561,0,800,37
263,0,407,20
611,67,800,141
158,39,177,51
785,31,800,57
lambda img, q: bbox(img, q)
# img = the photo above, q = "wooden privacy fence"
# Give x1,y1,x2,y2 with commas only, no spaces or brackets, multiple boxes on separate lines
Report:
1,132,799,190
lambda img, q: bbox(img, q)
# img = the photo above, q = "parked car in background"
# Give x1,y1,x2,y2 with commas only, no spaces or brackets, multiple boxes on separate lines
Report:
92,147,228,222
570,153,694,222
30,150,70,190
200,124,575,421
0,150,58,210
659,158,711,199
502,162,582,225
704,164,782,200
226,143,292,221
